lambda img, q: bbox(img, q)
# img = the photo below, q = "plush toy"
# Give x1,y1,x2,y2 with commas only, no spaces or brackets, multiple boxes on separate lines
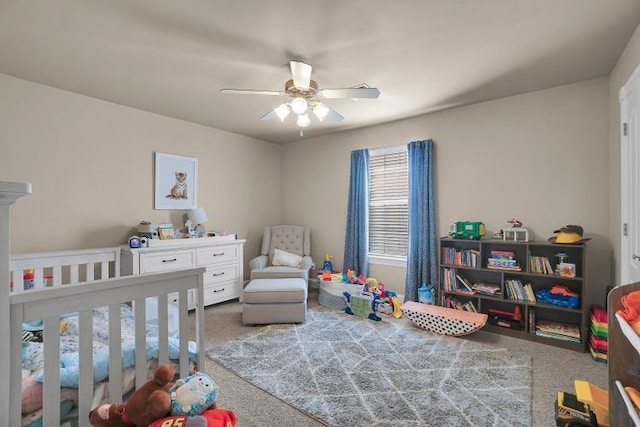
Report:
149,408,236,427
170,372,219,417
89,364,174,427
89,403,132,427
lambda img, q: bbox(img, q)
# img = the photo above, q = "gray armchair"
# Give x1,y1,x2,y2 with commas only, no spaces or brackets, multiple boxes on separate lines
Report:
249,225,313,282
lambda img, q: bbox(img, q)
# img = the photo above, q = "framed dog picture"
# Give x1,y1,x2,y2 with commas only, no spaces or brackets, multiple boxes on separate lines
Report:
154,152,198,210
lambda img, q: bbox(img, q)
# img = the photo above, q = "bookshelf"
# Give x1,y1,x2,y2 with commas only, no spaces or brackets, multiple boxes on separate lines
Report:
439,237,587,351
608,282,640,426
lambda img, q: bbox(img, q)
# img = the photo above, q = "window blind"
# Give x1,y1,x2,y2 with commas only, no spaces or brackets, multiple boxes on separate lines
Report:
368,147,408,258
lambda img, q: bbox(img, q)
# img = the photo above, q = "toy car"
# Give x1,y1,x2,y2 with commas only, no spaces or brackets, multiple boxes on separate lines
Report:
448,221,486,240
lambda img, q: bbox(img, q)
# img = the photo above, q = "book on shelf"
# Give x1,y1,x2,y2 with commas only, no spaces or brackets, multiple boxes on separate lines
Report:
444,296,477,312
471,282,501,296
535,319,581,342
529,256,555,275
528,308,536,333
487,250,521,271
455,273,474,293
504,279,535,302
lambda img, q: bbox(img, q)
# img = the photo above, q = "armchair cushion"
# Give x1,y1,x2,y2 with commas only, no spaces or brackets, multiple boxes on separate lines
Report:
272,248,303,268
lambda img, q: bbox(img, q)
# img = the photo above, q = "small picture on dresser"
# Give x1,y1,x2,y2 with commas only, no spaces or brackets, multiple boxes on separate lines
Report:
154,152,198,210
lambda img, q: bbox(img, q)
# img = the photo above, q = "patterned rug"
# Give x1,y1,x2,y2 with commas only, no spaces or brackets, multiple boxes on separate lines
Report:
207,309,532,426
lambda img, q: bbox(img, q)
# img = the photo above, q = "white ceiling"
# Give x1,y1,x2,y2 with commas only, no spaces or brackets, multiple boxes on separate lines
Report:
1,1,639,144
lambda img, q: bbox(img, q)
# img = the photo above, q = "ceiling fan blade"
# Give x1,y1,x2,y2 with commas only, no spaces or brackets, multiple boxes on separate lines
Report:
326,107,344,122
317,87,380,99
260,110,278,121
290,61,312,90
220,89,284,96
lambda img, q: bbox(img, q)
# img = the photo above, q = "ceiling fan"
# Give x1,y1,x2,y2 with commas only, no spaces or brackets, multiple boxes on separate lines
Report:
221,61,380,134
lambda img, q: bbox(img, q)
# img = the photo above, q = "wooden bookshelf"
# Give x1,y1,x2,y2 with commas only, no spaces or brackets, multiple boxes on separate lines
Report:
439,237,587,351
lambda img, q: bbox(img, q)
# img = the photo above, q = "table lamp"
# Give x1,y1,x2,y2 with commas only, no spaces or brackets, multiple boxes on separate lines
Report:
188,207,209,237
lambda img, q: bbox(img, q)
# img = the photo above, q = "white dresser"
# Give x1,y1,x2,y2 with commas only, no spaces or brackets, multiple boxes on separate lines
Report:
121,238,245,310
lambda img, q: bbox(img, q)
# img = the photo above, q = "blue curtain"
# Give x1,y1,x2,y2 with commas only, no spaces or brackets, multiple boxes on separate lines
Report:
343,149,369,276
405,139,437,302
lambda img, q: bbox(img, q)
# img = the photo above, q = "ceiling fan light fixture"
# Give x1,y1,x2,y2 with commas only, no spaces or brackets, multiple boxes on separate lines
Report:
312,103,330,121
290,97,308,115
296,113,311,128
273,103,290,121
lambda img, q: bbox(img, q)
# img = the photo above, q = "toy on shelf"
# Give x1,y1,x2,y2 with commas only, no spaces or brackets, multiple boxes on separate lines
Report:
503,218,531,242
448,221,485,240
535,285,580,308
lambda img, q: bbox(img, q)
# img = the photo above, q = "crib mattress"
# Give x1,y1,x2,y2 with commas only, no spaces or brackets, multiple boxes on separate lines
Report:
401,301,488,336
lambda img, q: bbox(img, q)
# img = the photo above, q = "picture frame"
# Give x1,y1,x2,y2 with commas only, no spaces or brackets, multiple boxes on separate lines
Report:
158,227,175,240
154,152,198,210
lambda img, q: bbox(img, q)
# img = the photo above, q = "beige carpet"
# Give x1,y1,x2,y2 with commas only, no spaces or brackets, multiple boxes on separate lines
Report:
193,287,607,427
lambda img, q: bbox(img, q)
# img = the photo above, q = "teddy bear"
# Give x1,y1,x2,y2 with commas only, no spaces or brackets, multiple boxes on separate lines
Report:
89,364,175,427
169,372,218,417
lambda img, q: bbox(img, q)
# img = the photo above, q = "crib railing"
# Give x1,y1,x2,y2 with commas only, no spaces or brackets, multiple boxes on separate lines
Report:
10,247,121,293
10,267,205,427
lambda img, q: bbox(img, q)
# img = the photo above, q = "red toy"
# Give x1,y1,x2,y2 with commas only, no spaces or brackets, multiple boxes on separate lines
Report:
618,290,640,333
149,408,237,427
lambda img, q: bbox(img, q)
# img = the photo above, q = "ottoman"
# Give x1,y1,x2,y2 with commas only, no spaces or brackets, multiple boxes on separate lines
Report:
242,278,308,325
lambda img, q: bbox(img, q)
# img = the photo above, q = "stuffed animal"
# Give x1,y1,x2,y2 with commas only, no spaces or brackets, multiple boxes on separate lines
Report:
170,372,218,417
89,364,174,427
88,403,132,427
149,408,236,427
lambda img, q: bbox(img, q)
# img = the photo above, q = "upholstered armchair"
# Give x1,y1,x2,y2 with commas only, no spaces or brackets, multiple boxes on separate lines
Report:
249,225,313,282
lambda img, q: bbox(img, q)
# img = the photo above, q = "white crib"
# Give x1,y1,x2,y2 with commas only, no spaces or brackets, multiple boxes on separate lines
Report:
1,182,206,427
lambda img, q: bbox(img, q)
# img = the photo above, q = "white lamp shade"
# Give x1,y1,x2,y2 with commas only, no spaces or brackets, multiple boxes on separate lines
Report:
296,113,311,128
312,102,330,121
274,103,290,121
188,207,209,225
290,97,308,114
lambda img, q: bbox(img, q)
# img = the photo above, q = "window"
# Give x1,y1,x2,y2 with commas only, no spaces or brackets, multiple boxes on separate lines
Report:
368,146,408,264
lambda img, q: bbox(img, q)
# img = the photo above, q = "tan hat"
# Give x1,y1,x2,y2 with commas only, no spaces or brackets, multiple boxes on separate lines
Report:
548,225,591,244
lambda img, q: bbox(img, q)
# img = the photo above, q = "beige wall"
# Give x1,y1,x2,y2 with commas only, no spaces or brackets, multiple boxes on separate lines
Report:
0,74,283,276
609,22,640,286
283,79,611,305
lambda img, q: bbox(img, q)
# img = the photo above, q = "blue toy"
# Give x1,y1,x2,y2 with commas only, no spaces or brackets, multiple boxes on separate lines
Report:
418,283,436,305
170,372,219,417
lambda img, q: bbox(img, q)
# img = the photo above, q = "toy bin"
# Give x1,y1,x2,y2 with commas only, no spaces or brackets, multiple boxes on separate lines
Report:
319,281,364,311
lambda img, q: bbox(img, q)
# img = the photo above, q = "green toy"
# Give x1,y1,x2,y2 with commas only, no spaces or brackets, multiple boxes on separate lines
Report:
448,221,486,240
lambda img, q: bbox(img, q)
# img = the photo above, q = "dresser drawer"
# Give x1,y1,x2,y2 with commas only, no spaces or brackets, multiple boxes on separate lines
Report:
168,289,195,311
140,250,194,273
203,264,239,285
197,245,239,266
202,281,238,306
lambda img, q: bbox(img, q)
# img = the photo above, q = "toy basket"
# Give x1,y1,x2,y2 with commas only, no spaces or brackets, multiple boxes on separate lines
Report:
319,281,365,311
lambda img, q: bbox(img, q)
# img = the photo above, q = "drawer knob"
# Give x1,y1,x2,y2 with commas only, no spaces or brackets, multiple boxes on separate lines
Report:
212,253,224,257
162,258,177,263
212,272,225,277
213,288,225,293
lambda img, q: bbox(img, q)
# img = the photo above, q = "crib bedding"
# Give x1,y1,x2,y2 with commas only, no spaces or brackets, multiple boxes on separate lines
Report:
20,303,196,424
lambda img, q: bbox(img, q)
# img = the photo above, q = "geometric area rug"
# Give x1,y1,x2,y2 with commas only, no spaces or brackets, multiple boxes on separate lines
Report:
206,308,532,426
